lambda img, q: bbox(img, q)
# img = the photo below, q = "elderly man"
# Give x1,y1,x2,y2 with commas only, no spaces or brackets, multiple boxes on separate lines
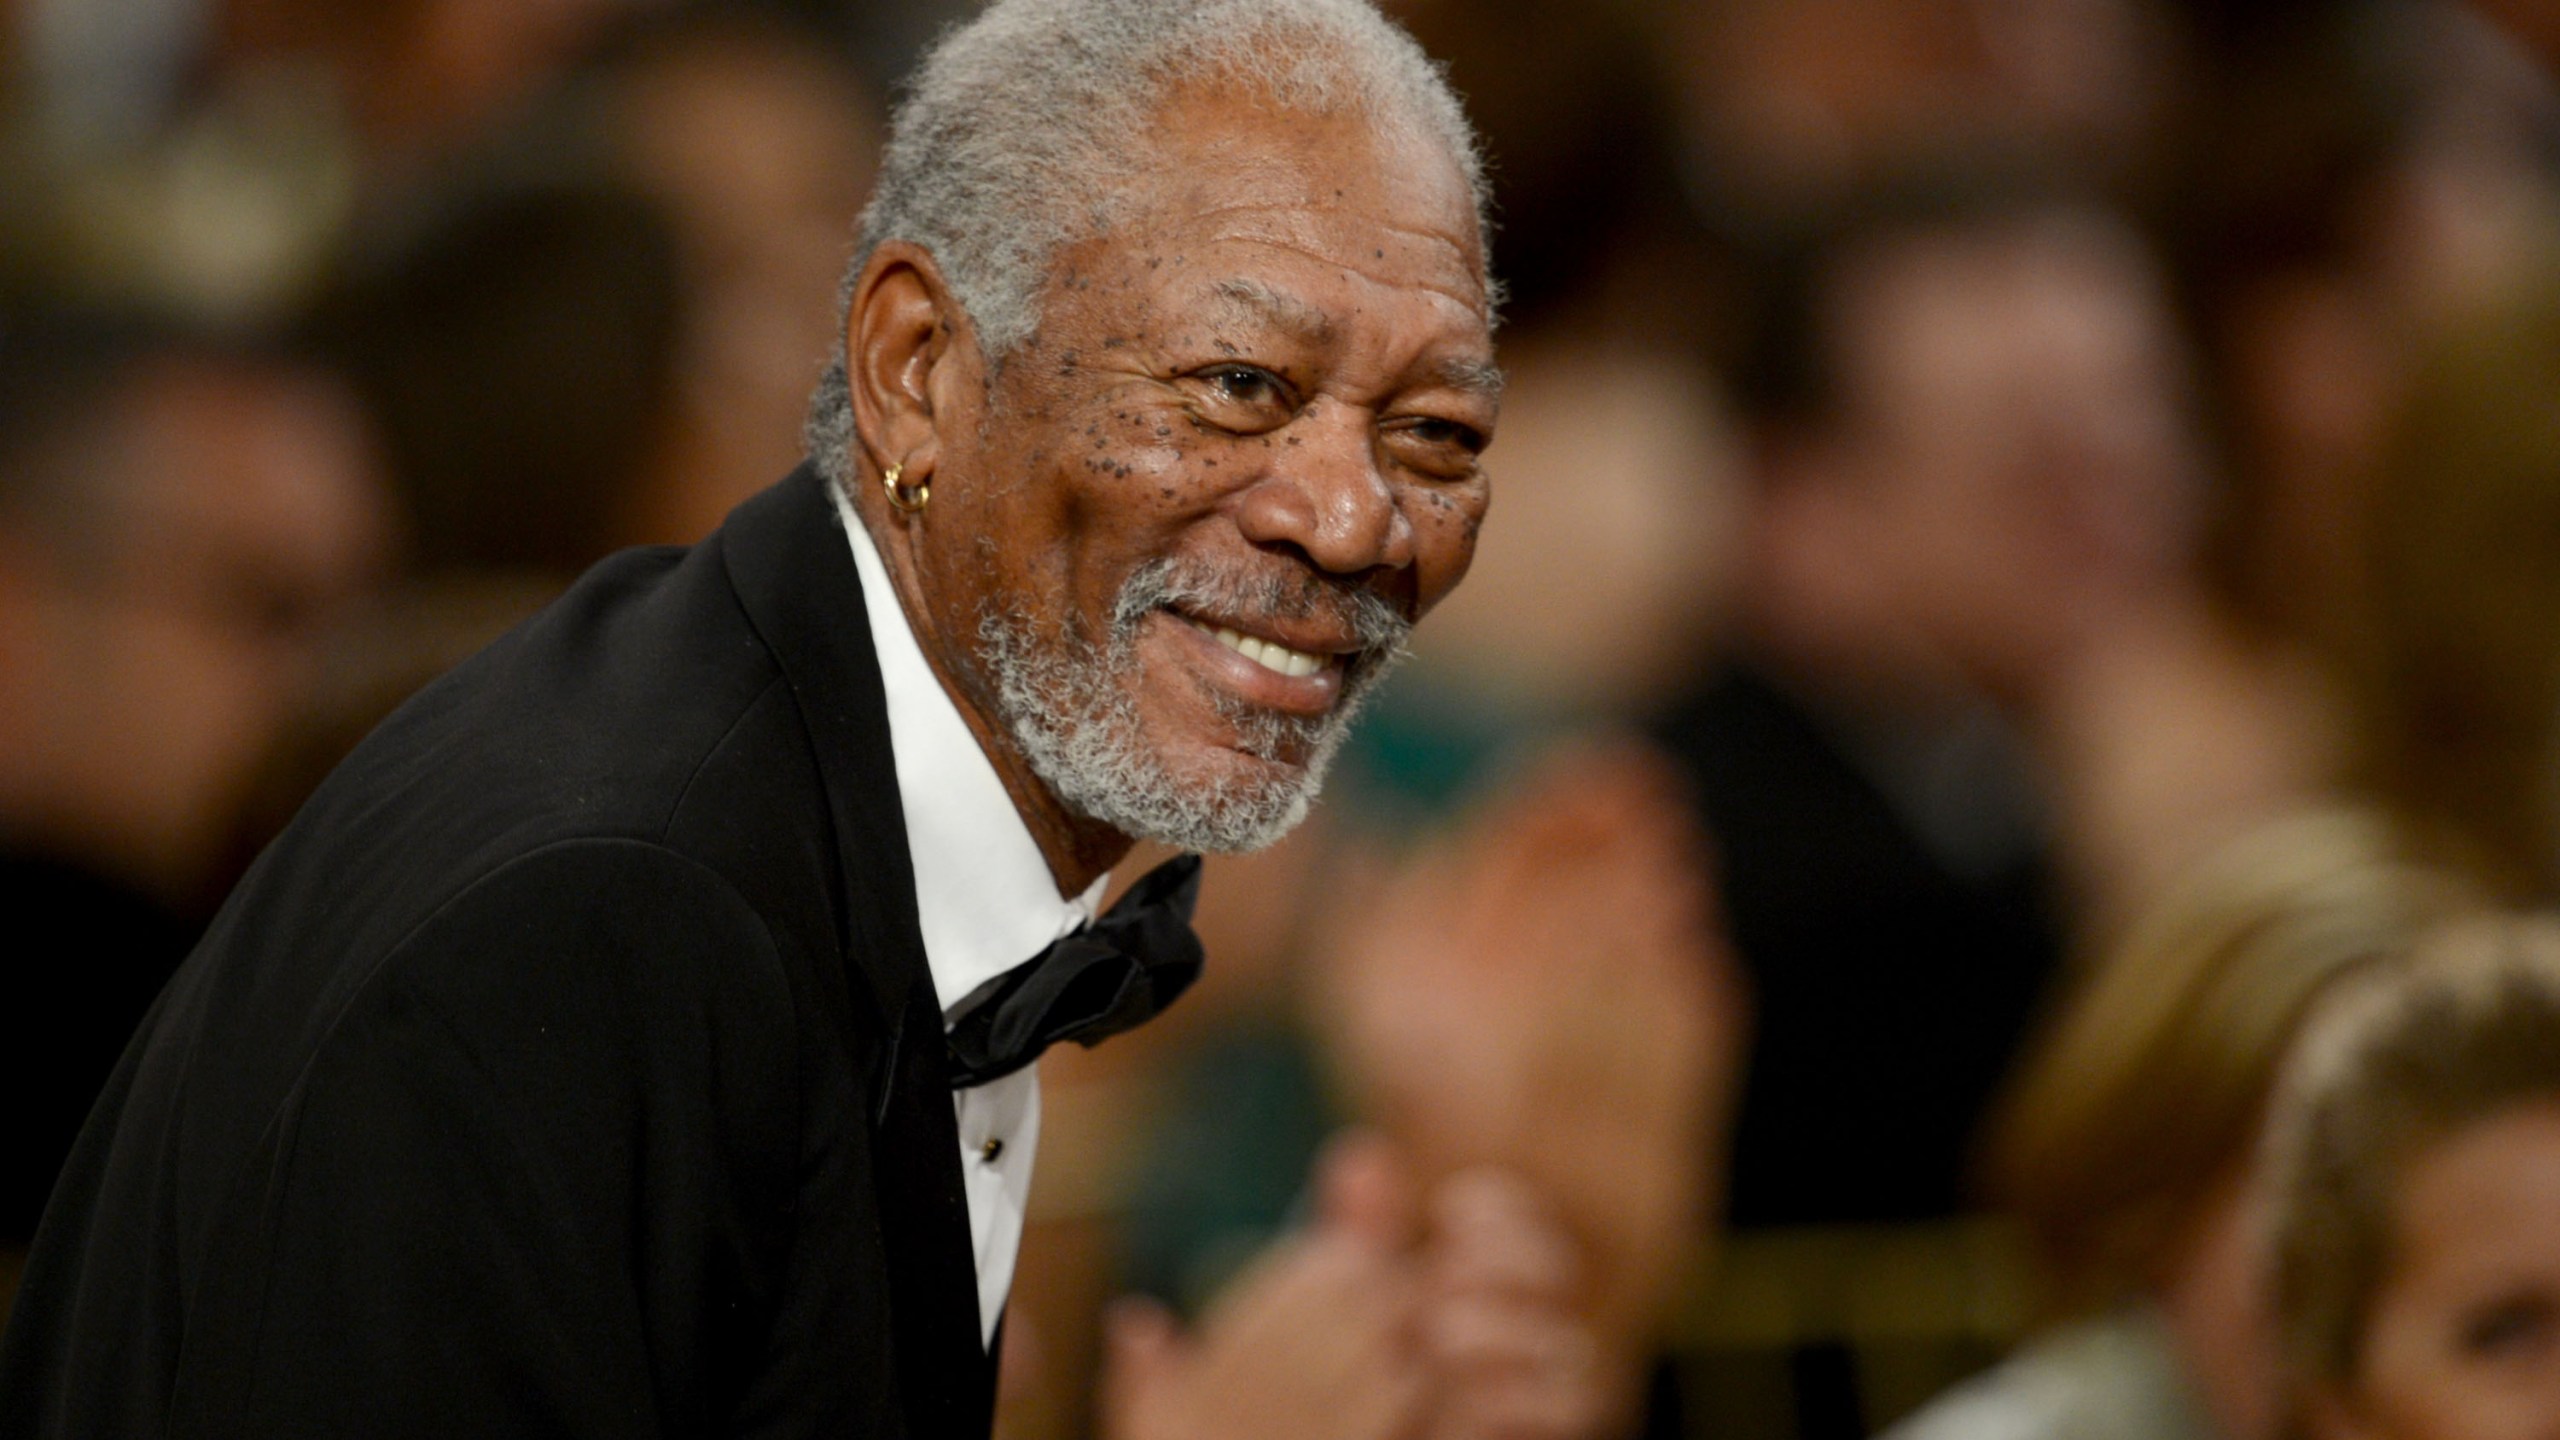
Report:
0,1,1511,1436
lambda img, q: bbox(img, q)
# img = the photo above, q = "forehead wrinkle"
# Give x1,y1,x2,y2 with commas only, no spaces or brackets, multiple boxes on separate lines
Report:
1196,234,1486,315
1188,197,1474,241
1192,205,1479,271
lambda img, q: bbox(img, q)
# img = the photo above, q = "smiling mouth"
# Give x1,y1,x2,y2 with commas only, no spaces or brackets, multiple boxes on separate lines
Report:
1191,621,1334,679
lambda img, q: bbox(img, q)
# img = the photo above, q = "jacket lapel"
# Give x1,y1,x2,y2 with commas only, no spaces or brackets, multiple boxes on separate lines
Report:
717,464,997,1439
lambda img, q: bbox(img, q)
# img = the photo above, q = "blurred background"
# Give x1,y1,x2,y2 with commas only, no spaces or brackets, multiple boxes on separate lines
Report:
2,1,2557,1437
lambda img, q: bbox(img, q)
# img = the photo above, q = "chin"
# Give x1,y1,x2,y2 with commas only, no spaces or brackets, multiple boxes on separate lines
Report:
976,586,1392,854
1056,730,1327,855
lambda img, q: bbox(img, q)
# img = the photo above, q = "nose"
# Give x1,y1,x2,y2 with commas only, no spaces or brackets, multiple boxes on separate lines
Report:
1233,401,1416,576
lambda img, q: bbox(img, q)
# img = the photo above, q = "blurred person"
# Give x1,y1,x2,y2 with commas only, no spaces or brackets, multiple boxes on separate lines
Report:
1663,0,2187,237
9,0,647,334
1314,744,1747,1436
1885,806,2475,1440
211,0,641,181
1101,1135,1617,1440
311,13,875,581
2343,266,2560,899
2173,0,2560,668
2268,913,2560,1440
0,311,387,1250
197,115,705,889
309,172,684,579
209,571,563,890
309,13,871,578
1663,180,2184,1229
578,8,883,548
0,1,1509,1434
1378,0,1703,347
1656,174,2330,1436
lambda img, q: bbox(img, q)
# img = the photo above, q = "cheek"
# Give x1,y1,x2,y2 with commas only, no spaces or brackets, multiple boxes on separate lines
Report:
1029,403,1264,628
1066,400,1242,502
2356,1314,2546,1440
1406,483,1487,610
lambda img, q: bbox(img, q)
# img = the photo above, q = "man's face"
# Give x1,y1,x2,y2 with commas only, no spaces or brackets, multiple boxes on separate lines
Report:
907,89,1499,852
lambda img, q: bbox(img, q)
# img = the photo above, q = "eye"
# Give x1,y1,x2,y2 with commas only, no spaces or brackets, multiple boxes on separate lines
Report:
1398,417,1487,453
2459,1291,2559,1362
1186,363,1298,433
1209,365,1286,405
1382,413,1490,479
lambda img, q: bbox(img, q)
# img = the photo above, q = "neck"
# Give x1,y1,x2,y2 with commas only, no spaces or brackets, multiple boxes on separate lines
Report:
931,664,1132,895
1006,766,1136,898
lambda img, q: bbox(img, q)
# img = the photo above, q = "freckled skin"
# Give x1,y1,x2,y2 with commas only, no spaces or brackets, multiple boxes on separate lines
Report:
840,85,1499,890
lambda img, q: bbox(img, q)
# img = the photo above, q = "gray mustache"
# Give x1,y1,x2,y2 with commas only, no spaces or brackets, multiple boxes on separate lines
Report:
1112,560,1412,659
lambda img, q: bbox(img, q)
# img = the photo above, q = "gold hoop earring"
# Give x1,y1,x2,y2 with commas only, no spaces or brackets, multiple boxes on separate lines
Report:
882,460,930,513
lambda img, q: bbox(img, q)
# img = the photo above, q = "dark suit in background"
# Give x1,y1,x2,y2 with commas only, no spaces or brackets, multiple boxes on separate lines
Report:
0,468,989,1439
1656,663,2061,1228
1651,662,2064,1440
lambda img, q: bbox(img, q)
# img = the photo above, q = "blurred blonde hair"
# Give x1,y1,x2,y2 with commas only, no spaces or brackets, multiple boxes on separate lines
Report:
1986,806,2475,1313
2268,912,2560,1387
2347,266,2560,899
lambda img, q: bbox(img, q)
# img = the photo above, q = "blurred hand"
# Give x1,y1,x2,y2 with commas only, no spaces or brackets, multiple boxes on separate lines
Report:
1314,740,1749,1373
1418,1168,1611,1440
1098,1134,1429,1440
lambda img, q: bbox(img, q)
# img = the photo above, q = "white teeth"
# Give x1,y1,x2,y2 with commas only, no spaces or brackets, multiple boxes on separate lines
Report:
1209,624,1325,678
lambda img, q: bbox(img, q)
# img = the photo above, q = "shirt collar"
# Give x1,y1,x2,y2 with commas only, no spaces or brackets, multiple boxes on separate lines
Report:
832,484,1104,1019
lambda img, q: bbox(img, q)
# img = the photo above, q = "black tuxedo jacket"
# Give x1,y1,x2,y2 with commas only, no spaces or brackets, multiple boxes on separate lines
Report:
0,467,996,1439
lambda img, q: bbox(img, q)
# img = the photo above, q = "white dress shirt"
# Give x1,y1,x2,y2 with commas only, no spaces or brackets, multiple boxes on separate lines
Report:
834,486,1105,1348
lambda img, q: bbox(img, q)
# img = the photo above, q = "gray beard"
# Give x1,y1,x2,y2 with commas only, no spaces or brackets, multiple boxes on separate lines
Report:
976,559,1410,854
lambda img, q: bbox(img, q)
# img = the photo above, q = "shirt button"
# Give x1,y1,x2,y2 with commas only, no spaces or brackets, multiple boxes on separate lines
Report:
981,1137,1005,1162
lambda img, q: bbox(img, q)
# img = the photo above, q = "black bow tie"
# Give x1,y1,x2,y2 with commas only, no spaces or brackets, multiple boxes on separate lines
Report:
944,854,1205,1089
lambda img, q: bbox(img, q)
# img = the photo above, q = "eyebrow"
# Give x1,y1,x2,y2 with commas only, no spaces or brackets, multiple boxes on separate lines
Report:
1207,278,1504,399
1204,277,1338,347
1435,356,1506,400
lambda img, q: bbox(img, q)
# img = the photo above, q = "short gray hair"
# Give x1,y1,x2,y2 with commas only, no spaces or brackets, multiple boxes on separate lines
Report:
805,0,1492,493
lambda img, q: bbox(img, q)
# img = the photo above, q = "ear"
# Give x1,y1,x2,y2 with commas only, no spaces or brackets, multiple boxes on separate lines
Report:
845,241,980,511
